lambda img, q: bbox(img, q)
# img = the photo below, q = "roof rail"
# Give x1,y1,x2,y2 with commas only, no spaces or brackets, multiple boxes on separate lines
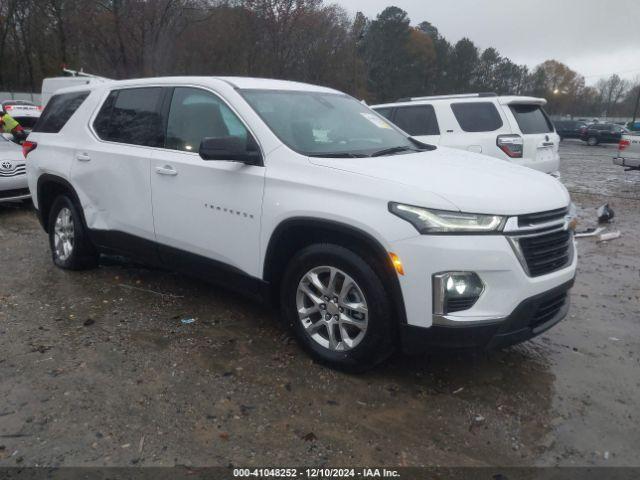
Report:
395,93,498,102
61,67,110,80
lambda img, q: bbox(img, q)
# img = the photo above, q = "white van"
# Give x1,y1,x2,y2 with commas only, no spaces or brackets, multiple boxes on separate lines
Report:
41,74,109,107
372,94,560,176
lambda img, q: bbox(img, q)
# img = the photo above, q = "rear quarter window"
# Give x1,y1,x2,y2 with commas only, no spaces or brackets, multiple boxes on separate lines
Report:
32,91,90,133
13,117,39,129
509,104,554,134
451,102,503,132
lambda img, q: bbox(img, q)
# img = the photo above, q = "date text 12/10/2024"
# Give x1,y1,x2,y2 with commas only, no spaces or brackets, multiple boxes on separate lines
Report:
233,468,401,478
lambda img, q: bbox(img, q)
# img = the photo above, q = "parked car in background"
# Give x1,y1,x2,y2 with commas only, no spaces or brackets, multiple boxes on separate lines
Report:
1,99,42,133
581,123,629,146
41,69,109,107
626,121,640,132
614,133,640,171
554,120,587,140
27,77,576,371
0,133,30,203
372,94,561,176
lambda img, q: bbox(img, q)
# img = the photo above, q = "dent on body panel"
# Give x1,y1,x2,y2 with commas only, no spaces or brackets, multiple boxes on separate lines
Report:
81,202,108,230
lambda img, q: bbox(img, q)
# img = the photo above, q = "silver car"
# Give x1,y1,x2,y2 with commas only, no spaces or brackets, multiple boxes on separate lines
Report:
1,100,41,133
0,134,29,202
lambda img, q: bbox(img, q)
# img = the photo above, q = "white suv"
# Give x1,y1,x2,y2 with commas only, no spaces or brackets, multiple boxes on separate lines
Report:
372,94,561,176
26,77,577,371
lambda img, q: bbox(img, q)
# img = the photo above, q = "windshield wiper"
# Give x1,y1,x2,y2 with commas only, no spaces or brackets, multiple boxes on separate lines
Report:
309,152,369,158
370,146,420,157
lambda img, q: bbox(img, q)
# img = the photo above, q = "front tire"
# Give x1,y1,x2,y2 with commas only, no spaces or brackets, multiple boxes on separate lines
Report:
586,136,599,146
281,244,395,372
48,195,98,270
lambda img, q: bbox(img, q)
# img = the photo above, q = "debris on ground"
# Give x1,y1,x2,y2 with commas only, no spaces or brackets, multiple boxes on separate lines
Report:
83,318,95,327
469,414,486,433
302,432,317,442
575,227,605,238
567,202,579,230
119,283,184,298
31,344,51,354
597,204,615,223
597,231,621,243
180,318,196,325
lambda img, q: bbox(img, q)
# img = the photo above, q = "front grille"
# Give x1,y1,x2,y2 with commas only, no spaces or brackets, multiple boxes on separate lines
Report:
446,297,478,313
518,229,573,277
518,207,568,229
0,165,26,177
0,188,30,199
532,291,567,328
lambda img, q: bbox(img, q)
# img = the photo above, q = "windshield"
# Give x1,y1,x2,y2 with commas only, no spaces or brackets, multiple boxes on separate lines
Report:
240,89,421,157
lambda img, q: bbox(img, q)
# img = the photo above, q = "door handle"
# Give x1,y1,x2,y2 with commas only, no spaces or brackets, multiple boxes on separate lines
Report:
155,165,178,176
76,153,91,162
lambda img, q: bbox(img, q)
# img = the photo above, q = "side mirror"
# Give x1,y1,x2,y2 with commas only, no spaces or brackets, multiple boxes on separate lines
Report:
199,136,262,166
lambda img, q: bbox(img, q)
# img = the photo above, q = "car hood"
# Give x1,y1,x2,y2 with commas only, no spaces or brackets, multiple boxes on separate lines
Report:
0,138,23,162
308,147,570,215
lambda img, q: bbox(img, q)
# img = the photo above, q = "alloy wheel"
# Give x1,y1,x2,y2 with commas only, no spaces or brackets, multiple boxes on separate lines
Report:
54,207,75,261
296,266,368,351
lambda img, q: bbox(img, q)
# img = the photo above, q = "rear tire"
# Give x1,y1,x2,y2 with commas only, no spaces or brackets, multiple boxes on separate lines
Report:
48,195,98,270
280,244,396,372
587,136,599,146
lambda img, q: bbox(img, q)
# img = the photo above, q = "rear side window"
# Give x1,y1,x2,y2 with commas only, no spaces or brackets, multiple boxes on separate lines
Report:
509,105,554,134
451,102,503,132
93,87,165,147
393,105,440,136
32,91,89,133
374,107,393,120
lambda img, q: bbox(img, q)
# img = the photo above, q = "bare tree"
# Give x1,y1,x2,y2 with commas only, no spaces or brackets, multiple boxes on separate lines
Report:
596,74,629,116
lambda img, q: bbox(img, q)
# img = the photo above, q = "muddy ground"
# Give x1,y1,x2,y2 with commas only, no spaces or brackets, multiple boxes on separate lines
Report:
1,140,639,468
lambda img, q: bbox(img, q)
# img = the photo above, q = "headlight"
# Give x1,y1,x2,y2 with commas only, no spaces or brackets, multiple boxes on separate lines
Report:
389,203,506,234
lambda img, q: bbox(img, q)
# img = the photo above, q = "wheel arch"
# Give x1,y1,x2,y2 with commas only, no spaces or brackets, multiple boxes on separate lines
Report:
263,217,407,325
36,174,84,233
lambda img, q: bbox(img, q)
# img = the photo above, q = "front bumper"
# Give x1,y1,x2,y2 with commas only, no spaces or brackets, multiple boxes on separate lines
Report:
401,278,574,353
0,174,30,202
391,232,577,329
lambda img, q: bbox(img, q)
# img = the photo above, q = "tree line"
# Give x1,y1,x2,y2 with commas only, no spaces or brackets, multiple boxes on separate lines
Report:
1,0,638,117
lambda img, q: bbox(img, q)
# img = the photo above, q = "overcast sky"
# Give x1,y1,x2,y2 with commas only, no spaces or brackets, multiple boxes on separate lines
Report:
341,0,640,85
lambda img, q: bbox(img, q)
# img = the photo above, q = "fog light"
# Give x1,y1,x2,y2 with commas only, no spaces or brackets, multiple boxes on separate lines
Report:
433,272,484,315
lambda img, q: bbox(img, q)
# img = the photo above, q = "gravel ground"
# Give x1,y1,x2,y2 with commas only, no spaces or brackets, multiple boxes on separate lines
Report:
0,140,639,468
